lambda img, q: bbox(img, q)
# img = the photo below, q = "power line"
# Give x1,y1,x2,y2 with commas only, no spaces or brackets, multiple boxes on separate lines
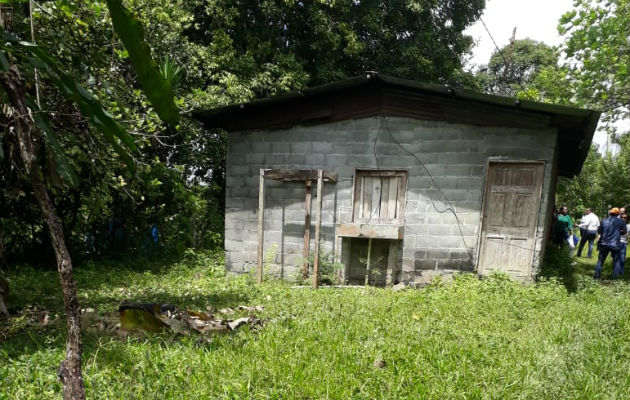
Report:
378,116,543,265
478,17,536,101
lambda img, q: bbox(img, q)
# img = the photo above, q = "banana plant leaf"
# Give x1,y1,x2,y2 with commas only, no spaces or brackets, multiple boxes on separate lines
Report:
106,0,180,126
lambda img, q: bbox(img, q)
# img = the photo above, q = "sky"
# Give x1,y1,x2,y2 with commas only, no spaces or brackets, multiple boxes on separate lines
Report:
463,0,615,150
464,0,573,68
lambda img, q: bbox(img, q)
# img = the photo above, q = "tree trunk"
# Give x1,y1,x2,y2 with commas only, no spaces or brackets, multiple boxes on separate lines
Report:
1,66,86,399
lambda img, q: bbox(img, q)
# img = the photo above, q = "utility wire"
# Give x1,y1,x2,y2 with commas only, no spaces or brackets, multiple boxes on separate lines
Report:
478,17,536,101
378,116,543,265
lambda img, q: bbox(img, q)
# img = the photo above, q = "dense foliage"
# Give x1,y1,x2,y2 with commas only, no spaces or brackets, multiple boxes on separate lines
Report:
1,0,488,266
476,38,560,97
557,137,630,218
554,0,630,213
559,0,630,129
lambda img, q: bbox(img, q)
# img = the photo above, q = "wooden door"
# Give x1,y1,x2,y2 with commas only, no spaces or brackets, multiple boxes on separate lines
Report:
478,162,544,278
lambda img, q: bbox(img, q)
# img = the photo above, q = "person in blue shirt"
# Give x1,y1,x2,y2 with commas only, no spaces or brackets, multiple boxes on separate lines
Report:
594,207,628,279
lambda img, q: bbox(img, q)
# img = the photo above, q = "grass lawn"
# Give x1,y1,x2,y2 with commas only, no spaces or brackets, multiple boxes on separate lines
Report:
1,249,629,399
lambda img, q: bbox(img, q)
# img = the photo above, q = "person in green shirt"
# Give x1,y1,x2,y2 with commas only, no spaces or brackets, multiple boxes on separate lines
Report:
554,205,575,255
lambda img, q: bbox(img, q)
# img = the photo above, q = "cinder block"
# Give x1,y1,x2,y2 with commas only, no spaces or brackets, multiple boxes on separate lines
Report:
324,154,347,167
427,224,452,236
408,175,432,189
230,165,250,176
441,189,467,201
414,259,437,270
390,130,416,142
244,153,264,165
416,236,438,247
310,142,334,153
271,142,291,153
438,237,464,248
252,142,271,153
264,153,289,165
290,142,312,154
459,153,486,164
405,224,427,236
436,259,472,271
347,155,373,166
374,143,399,156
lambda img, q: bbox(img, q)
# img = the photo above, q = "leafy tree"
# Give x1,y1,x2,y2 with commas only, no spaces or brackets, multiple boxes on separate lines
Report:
476,38,559,96
185,0,486,95
559,0,630,130
0,0,177,397
555,0,630,215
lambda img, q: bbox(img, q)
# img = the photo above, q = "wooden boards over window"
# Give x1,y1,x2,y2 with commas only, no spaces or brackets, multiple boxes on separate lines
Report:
352,170,407,224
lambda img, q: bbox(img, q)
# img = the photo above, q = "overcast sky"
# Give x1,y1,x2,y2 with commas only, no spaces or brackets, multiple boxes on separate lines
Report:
463,0,614,150
464,0,574,68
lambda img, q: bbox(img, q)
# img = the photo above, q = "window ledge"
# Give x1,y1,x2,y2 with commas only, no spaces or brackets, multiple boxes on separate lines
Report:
336,223,404,240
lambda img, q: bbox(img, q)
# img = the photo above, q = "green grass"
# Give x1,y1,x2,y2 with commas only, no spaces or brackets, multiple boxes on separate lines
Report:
1,250,629,399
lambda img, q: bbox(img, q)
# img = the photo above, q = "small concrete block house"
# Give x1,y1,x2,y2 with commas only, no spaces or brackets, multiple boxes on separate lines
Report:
195,74,599,284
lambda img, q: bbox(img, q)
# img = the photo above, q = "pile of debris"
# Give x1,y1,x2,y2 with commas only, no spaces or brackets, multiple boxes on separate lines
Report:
118,303,266,335
1,303,266,340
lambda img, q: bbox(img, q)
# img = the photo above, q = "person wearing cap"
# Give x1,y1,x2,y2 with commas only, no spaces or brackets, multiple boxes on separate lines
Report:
594,207,628,279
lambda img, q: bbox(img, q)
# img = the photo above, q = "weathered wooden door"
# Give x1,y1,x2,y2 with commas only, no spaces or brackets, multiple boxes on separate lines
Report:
477,162,544,278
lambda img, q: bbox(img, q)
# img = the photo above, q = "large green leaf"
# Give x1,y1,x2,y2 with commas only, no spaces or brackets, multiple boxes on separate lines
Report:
105,0,180,126
0,29,137,168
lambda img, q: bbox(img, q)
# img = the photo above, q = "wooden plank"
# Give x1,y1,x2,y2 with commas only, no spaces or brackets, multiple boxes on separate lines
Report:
336,223,404,240
355,170,405,177
395,176,405,223
380,178,390,219
362,177,373,220
264,169,337,182
257,169,265,284
370,177,382,219
387,177,398,219
353,176,363,221
302,180,312,279
312,170,324,289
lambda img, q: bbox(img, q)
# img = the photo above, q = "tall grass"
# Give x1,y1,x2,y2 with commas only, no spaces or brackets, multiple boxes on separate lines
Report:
1,250,629,399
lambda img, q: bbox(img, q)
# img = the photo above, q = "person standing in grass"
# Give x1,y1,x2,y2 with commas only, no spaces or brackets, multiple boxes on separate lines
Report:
616,213,629,277
554,205,575,255
577,208,599,258
594,207,628,279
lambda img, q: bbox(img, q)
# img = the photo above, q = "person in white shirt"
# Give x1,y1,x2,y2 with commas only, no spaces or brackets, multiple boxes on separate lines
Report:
577,208,599,258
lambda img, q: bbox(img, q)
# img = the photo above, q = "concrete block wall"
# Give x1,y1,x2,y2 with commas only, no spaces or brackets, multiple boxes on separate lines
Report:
224,116,557,282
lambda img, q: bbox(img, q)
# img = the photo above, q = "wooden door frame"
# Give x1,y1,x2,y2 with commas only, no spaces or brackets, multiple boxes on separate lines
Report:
475,159,546,276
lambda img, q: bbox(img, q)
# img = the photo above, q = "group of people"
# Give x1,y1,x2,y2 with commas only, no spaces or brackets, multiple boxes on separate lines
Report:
552,205,629,279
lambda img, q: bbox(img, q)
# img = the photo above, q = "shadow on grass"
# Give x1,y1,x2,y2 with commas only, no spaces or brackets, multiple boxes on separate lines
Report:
0,285,252,360
1,250,258,359
540,243,629,292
